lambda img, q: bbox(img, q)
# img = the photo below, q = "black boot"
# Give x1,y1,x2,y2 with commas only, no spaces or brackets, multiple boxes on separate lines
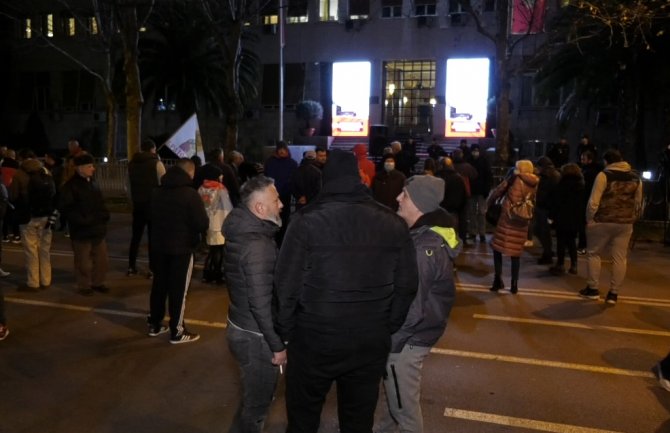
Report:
490,276,504,292
510,280,518,294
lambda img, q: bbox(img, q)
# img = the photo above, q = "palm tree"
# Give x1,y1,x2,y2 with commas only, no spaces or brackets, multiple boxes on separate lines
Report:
140,0,260,154
140,1,228,122
533,3,670,166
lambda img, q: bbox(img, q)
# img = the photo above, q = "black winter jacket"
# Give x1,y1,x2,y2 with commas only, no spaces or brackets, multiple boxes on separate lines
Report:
391,209,461,352
437,168,468,212
128,151,160,205
59,173,110,241
223,206,284,352
150,166,209,255
274,177,418,343
549,173,585,234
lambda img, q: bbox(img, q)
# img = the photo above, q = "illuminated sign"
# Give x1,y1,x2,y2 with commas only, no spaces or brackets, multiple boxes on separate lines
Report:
332,61,371,137
445,58,490,138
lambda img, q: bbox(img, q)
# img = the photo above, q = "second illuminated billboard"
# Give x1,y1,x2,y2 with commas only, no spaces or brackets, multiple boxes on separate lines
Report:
445,58,490,138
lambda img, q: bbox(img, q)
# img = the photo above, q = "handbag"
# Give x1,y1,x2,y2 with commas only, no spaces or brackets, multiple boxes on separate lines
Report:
507,182,535,223
485,196,504,226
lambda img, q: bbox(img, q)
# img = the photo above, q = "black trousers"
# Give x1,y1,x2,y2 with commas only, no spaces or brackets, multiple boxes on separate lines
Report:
533,208,553,258
285,325,390,433
128,204,151,271
556,229,578,267
149,253,193,338
203,245,224,282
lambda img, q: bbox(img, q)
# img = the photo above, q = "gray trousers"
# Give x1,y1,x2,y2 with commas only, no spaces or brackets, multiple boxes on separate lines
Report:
379,344,431,433
227,322,279,433
586,222,634,294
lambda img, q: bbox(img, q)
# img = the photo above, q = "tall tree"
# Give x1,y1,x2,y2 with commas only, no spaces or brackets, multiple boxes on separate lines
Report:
116,0,154,157
0,0,121,157
198,0,261,154
457,0,548,164
140,0,229,122
534,0,670,165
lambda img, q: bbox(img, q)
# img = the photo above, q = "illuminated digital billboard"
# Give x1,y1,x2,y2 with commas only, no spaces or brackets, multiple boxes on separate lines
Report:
332,61,371,137
445,58,490,138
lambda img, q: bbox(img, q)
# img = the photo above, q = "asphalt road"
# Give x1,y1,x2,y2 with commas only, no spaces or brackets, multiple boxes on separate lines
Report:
1,213,670,433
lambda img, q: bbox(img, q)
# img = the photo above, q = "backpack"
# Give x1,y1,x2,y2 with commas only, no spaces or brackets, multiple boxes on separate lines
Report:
27,169,56,217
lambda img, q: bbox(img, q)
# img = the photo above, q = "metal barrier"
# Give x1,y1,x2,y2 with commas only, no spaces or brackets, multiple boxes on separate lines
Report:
92,159,177,198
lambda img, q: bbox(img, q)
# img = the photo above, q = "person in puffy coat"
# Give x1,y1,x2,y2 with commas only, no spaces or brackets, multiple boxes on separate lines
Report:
223,175,286,433
487,160,539,294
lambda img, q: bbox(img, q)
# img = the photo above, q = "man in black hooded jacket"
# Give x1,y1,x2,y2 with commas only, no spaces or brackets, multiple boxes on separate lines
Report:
274,149,418,433
147,159,208,344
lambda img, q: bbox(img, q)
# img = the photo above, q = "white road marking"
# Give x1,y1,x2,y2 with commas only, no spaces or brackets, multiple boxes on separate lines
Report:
5,297,228,328
456,283,670,307
474,313,670,337
430,348,654,378
443,407,625,433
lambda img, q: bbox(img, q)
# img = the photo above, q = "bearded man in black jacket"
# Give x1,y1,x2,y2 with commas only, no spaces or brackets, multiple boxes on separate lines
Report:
223,175,287,433
147,159,208,344
274,149,418,433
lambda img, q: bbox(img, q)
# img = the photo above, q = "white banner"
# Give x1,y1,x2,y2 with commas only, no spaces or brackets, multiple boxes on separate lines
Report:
163,113,205,161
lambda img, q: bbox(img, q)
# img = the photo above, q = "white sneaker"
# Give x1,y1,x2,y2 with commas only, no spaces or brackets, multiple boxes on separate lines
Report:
524,240,534,247
0,268,10,278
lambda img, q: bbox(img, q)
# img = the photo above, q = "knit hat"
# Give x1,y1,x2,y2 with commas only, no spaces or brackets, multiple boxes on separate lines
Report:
322,149,359,184
404,175,445,214
303,150,316,160
73,154,94,166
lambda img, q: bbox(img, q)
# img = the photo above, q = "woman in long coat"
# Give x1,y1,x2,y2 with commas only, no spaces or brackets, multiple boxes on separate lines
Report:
487,160,539,294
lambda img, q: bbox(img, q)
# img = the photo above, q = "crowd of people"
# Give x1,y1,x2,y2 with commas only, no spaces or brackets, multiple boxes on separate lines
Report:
0,133,665,432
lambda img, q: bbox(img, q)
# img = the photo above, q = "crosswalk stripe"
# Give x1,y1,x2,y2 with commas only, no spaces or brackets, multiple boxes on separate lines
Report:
456,283,670,307
473,313,670,337
443,407,625,433
430,348,654,378
5,297,228,328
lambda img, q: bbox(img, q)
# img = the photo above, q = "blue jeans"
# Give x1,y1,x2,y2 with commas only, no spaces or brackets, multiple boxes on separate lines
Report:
227,322,279,433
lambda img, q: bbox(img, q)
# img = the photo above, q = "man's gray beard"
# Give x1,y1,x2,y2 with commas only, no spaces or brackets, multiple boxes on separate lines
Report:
268,214,282,228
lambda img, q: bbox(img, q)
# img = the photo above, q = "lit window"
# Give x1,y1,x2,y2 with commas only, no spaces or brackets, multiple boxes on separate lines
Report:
23,18,32,38
46,14,54,37
320,0,338,21
287,16,309,23
287,0,308,23
263,15,279,25
67,17,76,36
88,16,99,34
